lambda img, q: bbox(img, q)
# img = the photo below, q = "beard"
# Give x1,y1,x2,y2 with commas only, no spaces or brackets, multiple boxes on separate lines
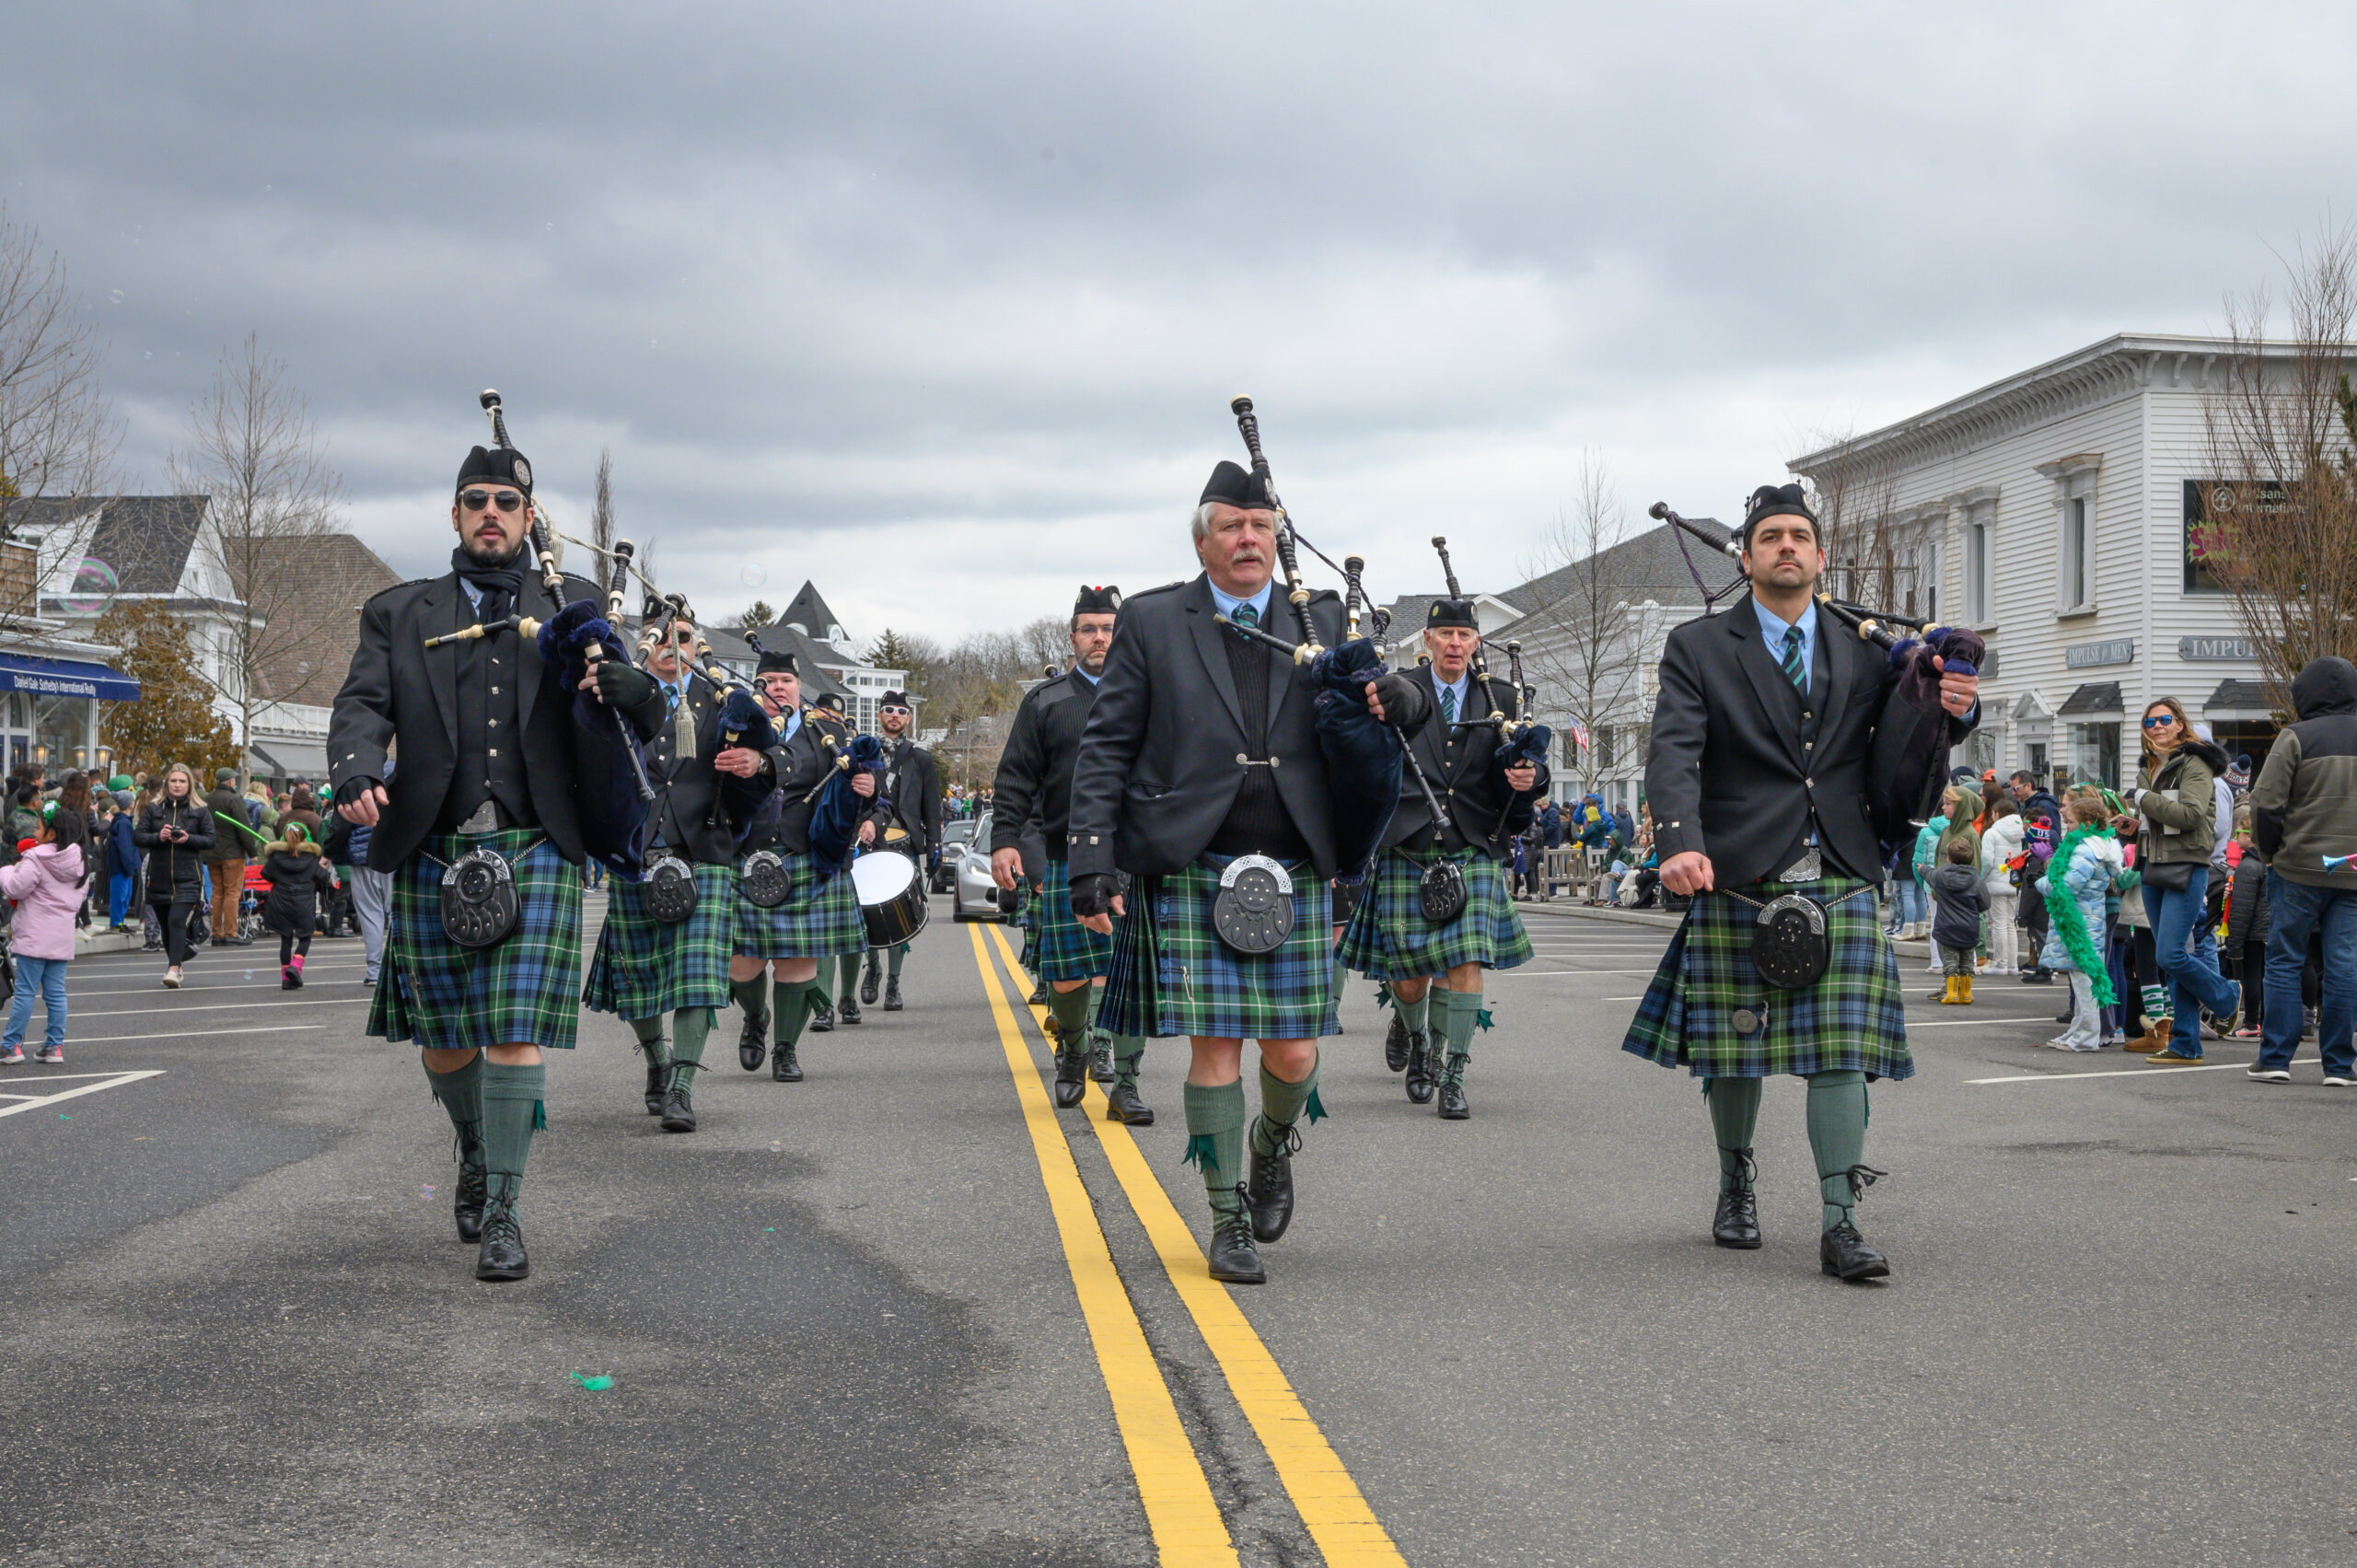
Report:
460,531,526,568
1079,649,1107,676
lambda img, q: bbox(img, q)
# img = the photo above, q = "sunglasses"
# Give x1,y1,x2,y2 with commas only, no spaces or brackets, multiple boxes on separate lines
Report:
2142,714,2179,728
879,705,911,715
459,489,525,513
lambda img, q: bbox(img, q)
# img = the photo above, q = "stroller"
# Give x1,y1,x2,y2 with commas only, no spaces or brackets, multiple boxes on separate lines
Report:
238,862,272,943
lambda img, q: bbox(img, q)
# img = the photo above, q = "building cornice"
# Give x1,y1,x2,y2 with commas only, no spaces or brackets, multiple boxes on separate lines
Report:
1788,333,2351,478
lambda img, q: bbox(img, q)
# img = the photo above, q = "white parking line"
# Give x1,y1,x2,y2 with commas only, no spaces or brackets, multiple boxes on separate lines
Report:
1968,1057,2311,1085
52,997,372,1021
0,1069,167,1118
0,1025,323,1051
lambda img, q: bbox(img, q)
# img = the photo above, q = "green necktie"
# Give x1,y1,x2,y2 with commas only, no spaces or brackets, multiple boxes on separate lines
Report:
1440,685,1457,725
1781,626,1806,691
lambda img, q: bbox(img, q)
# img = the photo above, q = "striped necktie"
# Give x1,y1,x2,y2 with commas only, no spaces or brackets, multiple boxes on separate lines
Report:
1780,626,1806,691
1233,601,1259,629
1440,684,1457,725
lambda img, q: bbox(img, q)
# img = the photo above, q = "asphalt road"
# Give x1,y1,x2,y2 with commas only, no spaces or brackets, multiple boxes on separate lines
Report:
4,897,2354,1566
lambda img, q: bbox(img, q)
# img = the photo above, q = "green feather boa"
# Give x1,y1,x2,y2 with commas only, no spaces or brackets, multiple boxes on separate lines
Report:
2040,825,2118,1007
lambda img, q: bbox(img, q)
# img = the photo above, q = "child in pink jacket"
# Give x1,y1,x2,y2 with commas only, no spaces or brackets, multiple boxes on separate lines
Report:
0,809,93,1064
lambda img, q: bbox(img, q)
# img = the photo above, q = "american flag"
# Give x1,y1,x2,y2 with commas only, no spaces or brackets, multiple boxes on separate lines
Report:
1569,722,1591,752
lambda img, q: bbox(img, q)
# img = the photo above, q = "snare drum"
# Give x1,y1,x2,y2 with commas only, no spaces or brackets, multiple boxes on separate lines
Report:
851,850,929,947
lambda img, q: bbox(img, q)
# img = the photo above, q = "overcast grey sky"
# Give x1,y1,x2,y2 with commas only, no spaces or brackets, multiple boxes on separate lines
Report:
6,2,2351,642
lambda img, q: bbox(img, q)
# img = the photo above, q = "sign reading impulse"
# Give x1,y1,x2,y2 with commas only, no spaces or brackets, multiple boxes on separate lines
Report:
2063,637,2135,669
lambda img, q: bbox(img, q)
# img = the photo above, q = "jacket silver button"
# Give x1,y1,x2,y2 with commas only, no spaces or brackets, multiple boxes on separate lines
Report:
1237,752,1249,764
1805,777,1814,787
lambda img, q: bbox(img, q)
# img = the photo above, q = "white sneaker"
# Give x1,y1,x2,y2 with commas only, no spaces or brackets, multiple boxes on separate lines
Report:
2324,1075,2354,1087
2042,1038,2079,1051
2246,1067,2291,1082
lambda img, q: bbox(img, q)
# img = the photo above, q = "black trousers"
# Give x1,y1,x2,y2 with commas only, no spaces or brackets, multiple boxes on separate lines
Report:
150,896,199,966
279,930,313,966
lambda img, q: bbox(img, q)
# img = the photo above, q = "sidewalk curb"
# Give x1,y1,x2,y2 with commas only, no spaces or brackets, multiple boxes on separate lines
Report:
1512,896,1939,958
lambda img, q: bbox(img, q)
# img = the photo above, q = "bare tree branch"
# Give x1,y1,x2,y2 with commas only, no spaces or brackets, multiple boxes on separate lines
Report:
1509,450,1653,795
0,207,120,624
168,333,354,784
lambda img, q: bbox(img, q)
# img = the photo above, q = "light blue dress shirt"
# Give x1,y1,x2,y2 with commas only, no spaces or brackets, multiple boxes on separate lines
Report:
1208,578,1276,624
1751,598,1817,697
1435,669,1471,719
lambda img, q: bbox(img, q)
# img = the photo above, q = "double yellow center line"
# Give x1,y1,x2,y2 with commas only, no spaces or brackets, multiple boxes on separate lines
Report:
966,922,1403,1566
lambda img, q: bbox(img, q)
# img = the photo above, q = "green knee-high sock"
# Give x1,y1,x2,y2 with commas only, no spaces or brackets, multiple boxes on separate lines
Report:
628,1014,669,1069
1182,1080,1248,1210
1438,988,1480,1063
1329,948,1347,1008
1398,987,1433,1046
1112,1034,1147,1092
1704,1075,1763,1191
479,1061,547,1184
1252,1055,1323,1156
1805,1069,1872,1232
773,980,818,1047
425,1052,484,1170
888,942,907,979
1084,981,1105,1040
730,973,770,1023
1047,982,1091,1047
840,952,862,996
814,963,834,1005
670,1007,713,1090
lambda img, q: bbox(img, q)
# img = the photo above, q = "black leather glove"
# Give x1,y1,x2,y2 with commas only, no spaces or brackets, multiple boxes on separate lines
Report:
1370,669,1430,730
1068,871,1119,919
332,776,382,808
595,657,657,711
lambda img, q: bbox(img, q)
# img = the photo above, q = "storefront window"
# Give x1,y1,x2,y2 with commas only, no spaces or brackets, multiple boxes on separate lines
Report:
33,694,89,773
2058,721,2121,792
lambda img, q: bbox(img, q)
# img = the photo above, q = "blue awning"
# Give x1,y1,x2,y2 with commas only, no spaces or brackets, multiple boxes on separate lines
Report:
0,655,141,703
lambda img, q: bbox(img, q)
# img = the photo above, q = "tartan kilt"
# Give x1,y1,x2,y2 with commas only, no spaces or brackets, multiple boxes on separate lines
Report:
1101,857,1336,1040
367,830,585,1052
1031,858,1113,982
1336,845,1535,980
582,861,736,1017
1621,877,1912,1080
730,850,865,959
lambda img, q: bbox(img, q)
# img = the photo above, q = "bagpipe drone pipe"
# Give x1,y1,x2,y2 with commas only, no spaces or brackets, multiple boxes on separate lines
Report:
1225,400,1429,886
1649,499,1983,860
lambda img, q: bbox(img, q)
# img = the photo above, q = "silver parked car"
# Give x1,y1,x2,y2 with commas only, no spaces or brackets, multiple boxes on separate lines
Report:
951,810,1004,922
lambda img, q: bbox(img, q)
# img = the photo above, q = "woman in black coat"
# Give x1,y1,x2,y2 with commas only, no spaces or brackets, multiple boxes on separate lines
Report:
259,823,337,990
133,763,215,986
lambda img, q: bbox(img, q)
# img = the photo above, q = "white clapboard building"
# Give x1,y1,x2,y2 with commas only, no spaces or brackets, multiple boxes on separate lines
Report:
1786,333,2318,792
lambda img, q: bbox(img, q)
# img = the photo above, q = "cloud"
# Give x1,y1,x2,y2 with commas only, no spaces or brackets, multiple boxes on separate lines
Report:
6,1,2353,638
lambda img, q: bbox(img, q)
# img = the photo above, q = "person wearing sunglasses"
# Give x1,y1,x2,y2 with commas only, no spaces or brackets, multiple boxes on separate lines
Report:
853,690,943,1017
2124,697,2242,1063
329,436,668,1283
582,603,772,1133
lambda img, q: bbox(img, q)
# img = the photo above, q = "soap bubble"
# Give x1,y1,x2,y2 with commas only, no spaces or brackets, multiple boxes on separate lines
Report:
739,563,768,588
109,288,123,304
60,558,118,617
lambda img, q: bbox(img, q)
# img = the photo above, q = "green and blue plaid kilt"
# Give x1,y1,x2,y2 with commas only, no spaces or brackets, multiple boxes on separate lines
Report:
1335,845,1534,980
582,860,736,1017
1621,877,1911,1080
1101,856,1337,1040
368,830,585,1052
1032,858,1114,982
731,850,865,959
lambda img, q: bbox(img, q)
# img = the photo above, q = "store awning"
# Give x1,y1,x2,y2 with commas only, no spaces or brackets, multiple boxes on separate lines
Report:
248,739,331,783
2204,679,2279,715
0,654,140,703
2057,681,2123,716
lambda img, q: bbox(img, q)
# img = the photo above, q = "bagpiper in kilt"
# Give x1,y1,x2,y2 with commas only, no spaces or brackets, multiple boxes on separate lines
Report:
852,694,942,1018
1336,598,1546,1118
329,436,667,1283
1067,459,1431,1284
990,585,1149,1117
581,607,770,1135
1624,483,1977,1283
724,648,877,1085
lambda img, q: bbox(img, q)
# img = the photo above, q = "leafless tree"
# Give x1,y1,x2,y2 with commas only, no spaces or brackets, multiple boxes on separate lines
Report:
2201,220,2357,702
1797,429,1912,612
0,209,119,619
590,445,617,560
168,333,353,783
1510,451,1655,793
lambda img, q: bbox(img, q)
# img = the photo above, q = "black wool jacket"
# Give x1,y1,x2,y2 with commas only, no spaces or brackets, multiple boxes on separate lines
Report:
643,668,773,865
876,736,944,859
134,797,216,897
740,708,858,860
1379,662,1547,854
328,567,669,871
1643,598,1976,889
991,668,1102,859
1070,575,1427,882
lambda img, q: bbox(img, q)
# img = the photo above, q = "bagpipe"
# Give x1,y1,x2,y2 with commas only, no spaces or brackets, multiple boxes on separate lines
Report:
1213,396,1420,886
426,391,656,875
1428,534,1552,845
1650,500,1985,860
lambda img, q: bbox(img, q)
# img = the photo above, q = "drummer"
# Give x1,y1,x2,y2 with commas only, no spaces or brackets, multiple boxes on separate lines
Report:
726,651,875,1083
854,691,942,1016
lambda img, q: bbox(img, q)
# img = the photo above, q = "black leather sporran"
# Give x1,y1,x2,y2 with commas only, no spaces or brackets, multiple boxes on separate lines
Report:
440,844,522,948
740,849,792,909
1212,854,1296,955
1418,859,1468,923
1750,892,1830,990
645,854,699,924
